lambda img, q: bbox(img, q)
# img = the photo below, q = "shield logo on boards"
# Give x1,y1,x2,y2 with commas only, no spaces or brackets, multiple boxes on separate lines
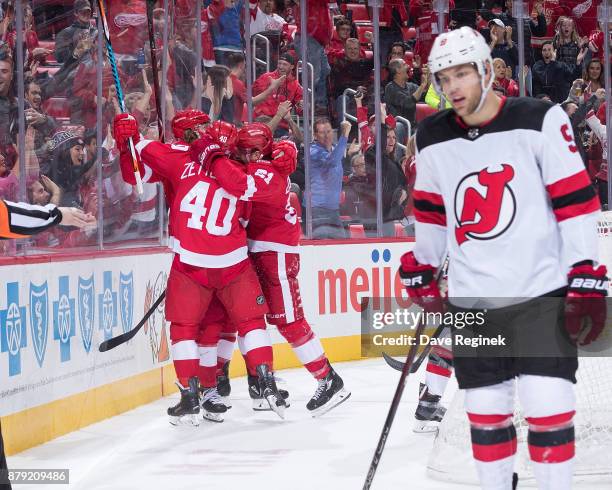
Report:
53,276,76,362
29,282,49,367
98,271,118,341
0,282,27,376
454,164,516,246
78,275,95,353
119,272,134,335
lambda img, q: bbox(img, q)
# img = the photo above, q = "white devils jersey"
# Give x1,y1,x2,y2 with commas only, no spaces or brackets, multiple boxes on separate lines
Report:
413,97,601,300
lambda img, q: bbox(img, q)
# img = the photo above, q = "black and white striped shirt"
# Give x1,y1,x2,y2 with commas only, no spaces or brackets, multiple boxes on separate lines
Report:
0,200,62,239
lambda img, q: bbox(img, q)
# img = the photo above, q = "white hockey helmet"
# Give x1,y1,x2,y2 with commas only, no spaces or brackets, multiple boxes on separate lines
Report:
428,26,494,113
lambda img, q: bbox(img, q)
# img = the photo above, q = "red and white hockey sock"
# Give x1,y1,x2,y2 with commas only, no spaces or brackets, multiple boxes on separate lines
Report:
277,319,330,379
238,326,273,376
424,346,453,396
216,332,236,375
197,344,217,388
526,412,575,490
170,323,199,386
468,413,517,489
519,375,576,490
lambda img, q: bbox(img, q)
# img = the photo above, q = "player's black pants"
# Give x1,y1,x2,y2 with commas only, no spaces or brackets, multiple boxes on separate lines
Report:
449,288,578,389
0,419,11,490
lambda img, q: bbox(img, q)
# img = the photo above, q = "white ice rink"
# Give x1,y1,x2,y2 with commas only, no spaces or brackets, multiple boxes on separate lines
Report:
8,358,610,490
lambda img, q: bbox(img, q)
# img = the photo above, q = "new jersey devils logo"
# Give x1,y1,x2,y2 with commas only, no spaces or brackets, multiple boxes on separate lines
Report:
454,164,516,245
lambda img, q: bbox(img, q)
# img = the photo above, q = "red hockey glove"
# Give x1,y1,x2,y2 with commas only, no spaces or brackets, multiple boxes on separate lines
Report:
189,135,226,174
399,251,443,313
565,263,609,346
113,113,140,153
271,140,297,176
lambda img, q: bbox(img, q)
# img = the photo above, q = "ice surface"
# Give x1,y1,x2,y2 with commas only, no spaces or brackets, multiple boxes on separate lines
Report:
8,358,609,490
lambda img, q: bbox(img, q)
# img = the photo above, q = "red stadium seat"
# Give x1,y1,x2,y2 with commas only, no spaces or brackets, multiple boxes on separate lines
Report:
416,103,438,122
345,4,370,23
43,97,70,119
349,224,366,238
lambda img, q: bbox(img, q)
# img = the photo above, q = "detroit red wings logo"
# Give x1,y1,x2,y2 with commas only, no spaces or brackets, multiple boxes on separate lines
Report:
454,164,516,245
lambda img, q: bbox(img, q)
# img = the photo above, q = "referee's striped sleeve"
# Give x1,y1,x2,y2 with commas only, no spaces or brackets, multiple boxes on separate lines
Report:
0,200,62,239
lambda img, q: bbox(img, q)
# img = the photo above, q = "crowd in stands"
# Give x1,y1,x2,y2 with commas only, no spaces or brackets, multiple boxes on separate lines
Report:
0,0,609,253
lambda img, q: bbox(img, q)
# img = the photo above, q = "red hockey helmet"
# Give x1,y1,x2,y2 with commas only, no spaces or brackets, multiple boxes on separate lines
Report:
236,122,273,156
205,120,238,153
171,109,210,140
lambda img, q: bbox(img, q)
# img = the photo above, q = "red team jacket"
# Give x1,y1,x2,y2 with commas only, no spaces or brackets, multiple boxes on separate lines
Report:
122,140,290,268
243,160,300,253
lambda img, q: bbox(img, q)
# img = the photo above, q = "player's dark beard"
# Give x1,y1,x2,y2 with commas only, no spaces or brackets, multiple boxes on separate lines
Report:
183,129,200,144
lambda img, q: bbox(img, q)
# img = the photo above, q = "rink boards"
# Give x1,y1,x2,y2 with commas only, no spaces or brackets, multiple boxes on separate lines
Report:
0,239,413,455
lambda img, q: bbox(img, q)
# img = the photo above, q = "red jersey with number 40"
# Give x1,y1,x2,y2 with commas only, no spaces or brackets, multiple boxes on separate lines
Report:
132,139,278,268
243,161,300,253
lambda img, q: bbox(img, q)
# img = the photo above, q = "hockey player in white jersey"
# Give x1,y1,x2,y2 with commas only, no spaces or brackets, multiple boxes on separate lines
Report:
399,27,608,490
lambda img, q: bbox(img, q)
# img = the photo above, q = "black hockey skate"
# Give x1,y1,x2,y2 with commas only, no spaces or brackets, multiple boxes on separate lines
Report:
306,366,350,417
413,382,446,433
200,387,227,423
168,377,200,426
248,374,290,411
255,364,287,419
216,361,232,409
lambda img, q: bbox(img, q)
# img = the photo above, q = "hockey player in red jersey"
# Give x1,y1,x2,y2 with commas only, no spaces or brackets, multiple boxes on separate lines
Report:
191,122,351,416
113,112,288,422
399,27,608,489
237,123,350,416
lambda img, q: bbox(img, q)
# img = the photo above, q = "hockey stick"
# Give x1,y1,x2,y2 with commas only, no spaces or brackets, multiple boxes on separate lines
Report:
363,256,448,490
381,256,450,374
96,0,144,195
381,323,447,373
145,0,165,142
98,289,166,352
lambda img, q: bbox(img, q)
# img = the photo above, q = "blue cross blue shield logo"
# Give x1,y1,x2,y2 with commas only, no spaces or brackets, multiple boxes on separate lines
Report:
0,282,27,376
29,282,49,367
78,275,95,353
119,272,134,334
53,276,76,363
98,271,117,341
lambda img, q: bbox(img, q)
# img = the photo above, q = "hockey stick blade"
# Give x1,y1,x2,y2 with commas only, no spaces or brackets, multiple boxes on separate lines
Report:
99,289,166,352
381,352,405,372
382,322,447,373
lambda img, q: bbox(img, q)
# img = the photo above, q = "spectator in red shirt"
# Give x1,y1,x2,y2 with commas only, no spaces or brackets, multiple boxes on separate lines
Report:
228,53,247,122
108,0,147,67
329,38,374,123
327,18,353,52
492,58,519,96
294,0,339,111
569,0,600,37
409,0,455,64
253,52,303,135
